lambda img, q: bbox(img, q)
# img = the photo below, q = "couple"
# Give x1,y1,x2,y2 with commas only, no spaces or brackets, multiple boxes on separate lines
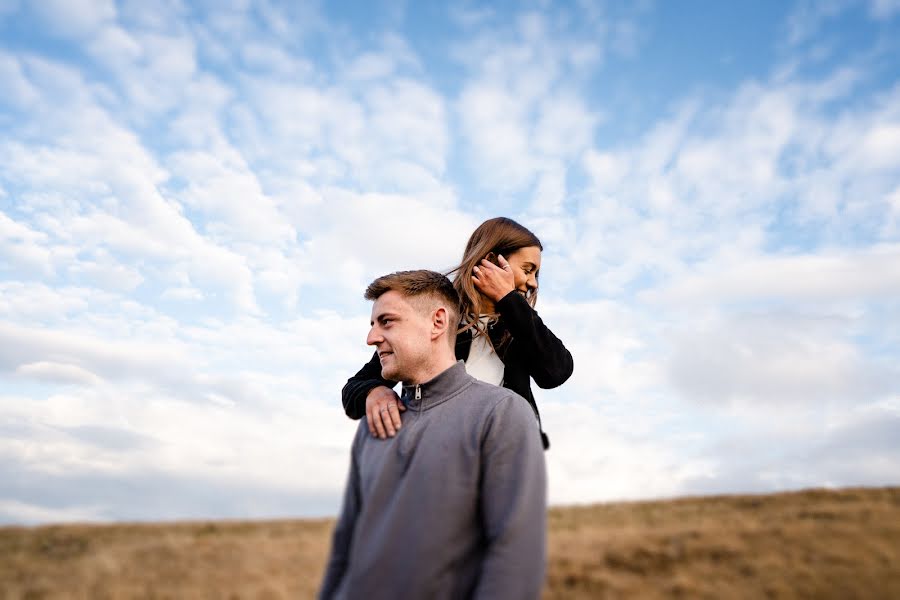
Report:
320,218,574,600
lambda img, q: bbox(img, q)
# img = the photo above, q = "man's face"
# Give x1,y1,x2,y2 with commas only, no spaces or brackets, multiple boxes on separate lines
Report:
367,290,434,383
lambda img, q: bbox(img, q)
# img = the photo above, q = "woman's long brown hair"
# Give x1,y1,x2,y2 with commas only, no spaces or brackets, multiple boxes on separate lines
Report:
447,217,542,342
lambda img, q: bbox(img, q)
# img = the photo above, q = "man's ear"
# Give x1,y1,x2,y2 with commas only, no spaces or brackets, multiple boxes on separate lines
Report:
431,306,449,339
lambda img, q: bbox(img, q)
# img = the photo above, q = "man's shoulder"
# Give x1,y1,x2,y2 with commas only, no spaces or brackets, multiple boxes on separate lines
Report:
464,377,519,402
350,418,374,450
463,380,534,422
463,382,543,455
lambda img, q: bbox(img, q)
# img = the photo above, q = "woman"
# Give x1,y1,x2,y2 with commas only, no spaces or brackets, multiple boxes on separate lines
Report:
341,217,573,449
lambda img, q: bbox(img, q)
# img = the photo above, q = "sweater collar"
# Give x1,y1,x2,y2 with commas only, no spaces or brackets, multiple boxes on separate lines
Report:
400,361,472,411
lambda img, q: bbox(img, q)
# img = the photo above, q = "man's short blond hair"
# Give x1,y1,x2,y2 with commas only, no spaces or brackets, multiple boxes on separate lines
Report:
365,270,460,343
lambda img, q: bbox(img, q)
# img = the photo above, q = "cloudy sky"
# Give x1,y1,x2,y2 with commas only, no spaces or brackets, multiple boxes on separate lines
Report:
1,0,899,525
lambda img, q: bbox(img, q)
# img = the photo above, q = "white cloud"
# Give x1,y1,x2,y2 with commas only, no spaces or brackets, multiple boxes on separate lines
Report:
30,0,116,39
545,402,706,503
0,282,93,322
87,24,143,70
0,321,196,387
16,361,103,386
339,33,423,85
869,0,900,18
69,259,144,292
0,52,267,313
454,10,607,194
283,189,477,304
645,244,900,306
567,66,900,306
0,292,367,516
244,79,361,165
0,54,40,109
117,0,190,31
241,71,451,198
537,298,661,399
0,0,20,17
583,150,626,190
0,210,55,275
666,312,899,406
167,148,295,244
344,52,397,81
448,4,495,28
459,82,534,189
681,404,900,495
786,0,900,46
1,1,898,525
239,41,312,77
0,499,105,525
81,25,199,116
533,93,598,158
365,79,449,176
785,0,853,46
858,123,900,169
161,285,204,301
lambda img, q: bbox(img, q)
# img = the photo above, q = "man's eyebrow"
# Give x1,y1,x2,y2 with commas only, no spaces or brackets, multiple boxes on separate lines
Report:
371,311,400,325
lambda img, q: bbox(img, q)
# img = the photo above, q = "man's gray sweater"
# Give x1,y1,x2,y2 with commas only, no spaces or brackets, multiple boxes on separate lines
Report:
319,361,547,600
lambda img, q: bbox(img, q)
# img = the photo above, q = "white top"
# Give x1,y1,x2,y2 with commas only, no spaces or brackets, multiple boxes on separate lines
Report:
463,318,505,386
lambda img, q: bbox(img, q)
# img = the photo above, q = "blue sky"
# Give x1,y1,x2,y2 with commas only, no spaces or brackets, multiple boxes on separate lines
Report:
1,0,899,524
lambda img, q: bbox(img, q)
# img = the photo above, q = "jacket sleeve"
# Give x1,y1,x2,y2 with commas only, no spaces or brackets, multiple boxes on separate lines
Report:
495,291,574,389
319,430,363,599
473,396,547,600
341,351,398,419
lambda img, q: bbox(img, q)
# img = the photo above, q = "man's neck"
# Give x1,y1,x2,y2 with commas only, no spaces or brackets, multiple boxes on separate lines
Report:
404,353,457,386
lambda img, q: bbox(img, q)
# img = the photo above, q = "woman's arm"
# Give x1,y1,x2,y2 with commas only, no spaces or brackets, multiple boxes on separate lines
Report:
341,351,398,419
496,291,574,389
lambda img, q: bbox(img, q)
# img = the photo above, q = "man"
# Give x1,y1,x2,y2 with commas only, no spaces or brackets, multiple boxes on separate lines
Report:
319,270,547,600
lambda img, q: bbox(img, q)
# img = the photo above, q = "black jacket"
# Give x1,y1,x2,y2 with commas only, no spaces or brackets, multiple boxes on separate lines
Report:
341,291,574,449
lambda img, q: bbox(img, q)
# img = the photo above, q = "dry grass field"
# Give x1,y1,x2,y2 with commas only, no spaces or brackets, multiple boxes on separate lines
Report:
1,486,898,599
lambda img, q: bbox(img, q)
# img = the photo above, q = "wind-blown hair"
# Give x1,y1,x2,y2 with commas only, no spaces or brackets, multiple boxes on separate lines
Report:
448,217,542,341
365,270,461,344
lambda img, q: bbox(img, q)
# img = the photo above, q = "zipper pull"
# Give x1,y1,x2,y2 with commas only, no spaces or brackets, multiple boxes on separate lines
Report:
415,385,422,401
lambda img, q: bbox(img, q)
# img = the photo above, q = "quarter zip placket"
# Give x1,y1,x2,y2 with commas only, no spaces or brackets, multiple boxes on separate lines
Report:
402,384,423,409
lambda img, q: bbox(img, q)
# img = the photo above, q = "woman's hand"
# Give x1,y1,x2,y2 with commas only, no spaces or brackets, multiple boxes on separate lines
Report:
366,385,404,438
472,254,516,303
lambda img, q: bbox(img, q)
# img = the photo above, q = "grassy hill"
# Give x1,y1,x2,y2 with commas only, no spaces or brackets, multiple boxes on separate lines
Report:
2,487,898,599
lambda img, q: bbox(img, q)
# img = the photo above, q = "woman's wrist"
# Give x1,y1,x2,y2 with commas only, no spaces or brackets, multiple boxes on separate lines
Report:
495,289,521,305
491,287,515,303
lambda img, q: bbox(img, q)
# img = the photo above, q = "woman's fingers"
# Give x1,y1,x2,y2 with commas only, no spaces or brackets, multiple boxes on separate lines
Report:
380,404,397,437
365,386,403,439
378,400,404,437
386,402,402,431
482,256,511,276
472,256,515,301
374,408,389,438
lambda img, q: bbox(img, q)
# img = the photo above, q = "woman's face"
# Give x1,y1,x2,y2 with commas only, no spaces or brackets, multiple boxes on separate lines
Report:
505,245,542,297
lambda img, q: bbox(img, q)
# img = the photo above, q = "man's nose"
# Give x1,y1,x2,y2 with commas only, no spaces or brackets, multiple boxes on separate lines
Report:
366,327,382,346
